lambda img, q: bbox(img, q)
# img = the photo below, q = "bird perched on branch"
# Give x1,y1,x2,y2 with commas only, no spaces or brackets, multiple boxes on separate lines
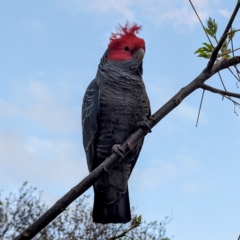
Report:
82,22,151,224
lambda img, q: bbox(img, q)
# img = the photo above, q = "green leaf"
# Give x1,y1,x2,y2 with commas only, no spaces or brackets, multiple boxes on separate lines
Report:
206,17,218,36
198,52,211,59
23,181,28,186
204,27,214,37
194,42,214,59
137,215,142,223
221,39,228,53
202,42,214,51
228,28,236,41
225,54,231,59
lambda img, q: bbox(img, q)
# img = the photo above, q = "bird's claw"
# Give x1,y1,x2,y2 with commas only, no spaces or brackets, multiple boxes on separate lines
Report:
137,121,152,133
112,144,125,158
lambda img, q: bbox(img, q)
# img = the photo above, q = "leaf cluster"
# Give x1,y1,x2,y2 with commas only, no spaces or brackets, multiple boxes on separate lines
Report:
195,17,236,59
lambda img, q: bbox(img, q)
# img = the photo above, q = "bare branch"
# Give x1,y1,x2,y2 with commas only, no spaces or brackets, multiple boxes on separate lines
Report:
211,56,240,74
226,29,240,36
106,223,140,240
206,1,240,71
218,47,240,58
201,84,240,99
196,90,205,127
230,27,235,58
14,4,240,240
228,67,240,82
189,0,214,47
221,95,240,116
217,72,226,101
14,56,240,240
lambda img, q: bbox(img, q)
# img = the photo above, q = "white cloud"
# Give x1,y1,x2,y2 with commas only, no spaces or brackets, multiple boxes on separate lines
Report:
20,19,43,31
147,82,173,112
72,0,134,19
19,19,46,39
1,80,81,133
0,71,91,206
26,81,81,132
0,131,88,204
147,81,207,123
89,0,134,19
182,179,214,195
193,0,208,8
174,102,206,122
131,152,201,189
219,9,231,18
70,0,220,29
139,0,212,29
25,136,53,156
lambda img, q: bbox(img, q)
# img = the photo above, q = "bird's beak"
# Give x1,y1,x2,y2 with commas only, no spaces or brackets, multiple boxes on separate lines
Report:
133,48,145,63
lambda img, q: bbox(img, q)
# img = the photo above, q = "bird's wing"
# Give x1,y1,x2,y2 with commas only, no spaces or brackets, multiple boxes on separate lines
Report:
129,99,151,175
82,78,99,172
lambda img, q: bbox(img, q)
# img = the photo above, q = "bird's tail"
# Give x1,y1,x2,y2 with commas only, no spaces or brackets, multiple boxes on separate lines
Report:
92,188,131,224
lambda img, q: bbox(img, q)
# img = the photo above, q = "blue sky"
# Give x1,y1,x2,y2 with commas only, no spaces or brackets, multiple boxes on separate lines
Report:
1,1,240,239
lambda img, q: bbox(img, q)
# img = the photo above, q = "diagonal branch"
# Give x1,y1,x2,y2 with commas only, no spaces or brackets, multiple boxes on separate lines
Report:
201,83,240,99
218,47,240,58
228,67,240,82
14,53,240,240
106,222,140,240
14,4,240,240
211,56,240,75
206,1,240,71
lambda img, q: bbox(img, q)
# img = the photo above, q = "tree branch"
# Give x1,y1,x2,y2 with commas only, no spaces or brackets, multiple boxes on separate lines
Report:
206,1,240,71
106,223,140,240
211,56,240,75
228,67,240,82
14,53,240,240
218,47,240,58
14,3,240,240
201,84,240,98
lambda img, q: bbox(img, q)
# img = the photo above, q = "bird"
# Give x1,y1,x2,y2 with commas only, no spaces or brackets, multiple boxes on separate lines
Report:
82,21,151,224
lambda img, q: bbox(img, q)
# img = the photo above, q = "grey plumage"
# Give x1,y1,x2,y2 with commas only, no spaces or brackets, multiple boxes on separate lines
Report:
82,48,150,223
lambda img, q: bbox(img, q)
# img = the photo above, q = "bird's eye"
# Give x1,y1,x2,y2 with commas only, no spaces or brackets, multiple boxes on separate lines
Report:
124,46,130,51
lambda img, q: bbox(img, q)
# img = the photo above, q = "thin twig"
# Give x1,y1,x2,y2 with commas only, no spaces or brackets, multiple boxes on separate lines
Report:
228,67,240,82
230,27,235,58
217,72,227,91
221,94,240,116
226,29,240,36
217,72,227,100
201,83,240,99
106,223,140,240
196,90,205,127
189,0,213,47
234,65,240,86
112,224,124,237
218,47,240,57
234,103,240,116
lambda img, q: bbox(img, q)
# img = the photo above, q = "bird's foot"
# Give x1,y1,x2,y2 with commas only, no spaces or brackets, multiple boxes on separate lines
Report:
112,144,125,158
137,120,152,133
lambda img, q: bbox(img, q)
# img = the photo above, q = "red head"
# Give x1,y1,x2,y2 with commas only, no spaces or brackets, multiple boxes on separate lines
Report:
108,22,145,61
